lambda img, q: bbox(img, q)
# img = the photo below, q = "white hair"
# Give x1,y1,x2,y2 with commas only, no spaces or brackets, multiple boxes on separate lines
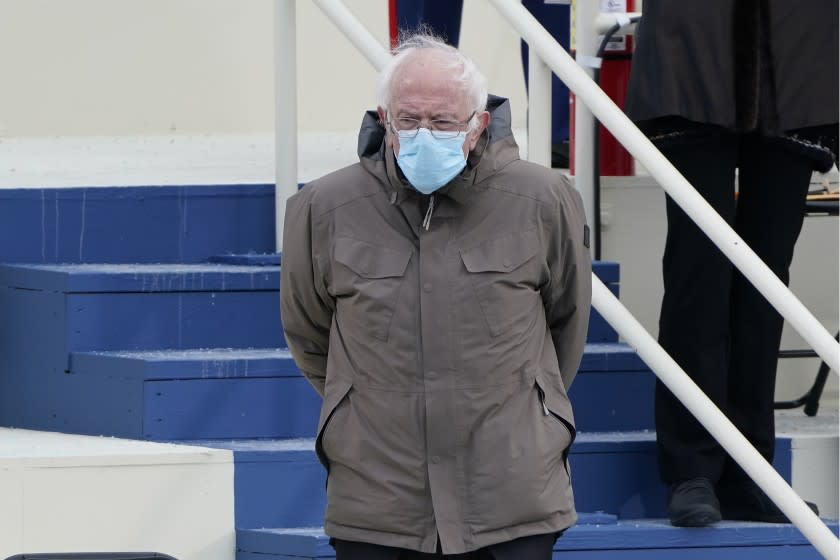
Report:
376,32,488,127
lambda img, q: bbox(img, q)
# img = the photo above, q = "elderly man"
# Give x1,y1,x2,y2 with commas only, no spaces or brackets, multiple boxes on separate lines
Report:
280,33,591,560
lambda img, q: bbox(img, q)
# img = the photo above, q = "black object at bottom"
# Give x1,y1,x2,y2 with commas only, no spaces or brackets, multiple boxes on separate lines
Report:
774,331,839,416
667,477,722,528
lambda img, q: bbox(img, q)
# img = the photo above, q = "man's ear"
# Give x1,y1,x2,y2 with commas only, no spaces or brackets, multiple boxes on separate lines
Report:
467,111,491,152
378,106,396,150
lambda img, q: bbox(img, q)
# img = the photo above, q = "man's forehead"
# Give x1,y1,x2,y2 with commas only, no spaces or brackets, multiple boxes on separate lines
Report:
391,55,468,114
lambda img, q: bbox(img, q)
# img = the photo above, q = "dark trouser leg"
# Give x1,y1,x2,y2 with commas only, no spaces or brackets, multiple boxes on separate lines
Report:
487,532,558,560
655,134,739,484
333,539,402,560
333,533,558,560
721,134,812,483
394,0,464,46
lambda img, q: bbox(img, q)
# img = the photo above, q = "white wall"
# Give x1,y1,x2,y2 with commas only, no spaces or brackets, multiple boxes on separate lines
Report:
0,0,527,137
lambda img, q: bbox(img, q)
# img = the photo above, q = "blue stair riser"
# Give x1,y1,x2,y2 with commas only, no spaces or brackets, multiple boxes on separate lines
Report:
236,519,836,560
50,342,652,440
0,265,284,352
0,185,275,265
214,436,793,528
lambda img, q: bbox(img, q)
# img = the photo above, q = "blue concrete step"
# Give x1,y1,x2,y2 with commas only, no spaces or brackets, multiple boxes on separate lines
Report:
44,341,651,440
0,263,284,432
236,515,838,559
571,342,653,431
190,434,794,529
61,348,320,439
0,263,283,351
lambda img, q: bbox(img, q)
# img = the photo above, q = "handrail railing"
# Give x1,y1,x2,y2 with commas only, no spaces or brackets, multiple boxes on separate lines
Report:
489,0,839,376
284,2,840,558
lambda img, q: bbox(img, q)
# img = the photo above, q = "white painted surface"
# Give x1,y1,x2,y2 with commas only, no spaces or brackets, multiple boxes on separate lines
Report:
777,411,840,519
0,0,527,137
0,428,235,560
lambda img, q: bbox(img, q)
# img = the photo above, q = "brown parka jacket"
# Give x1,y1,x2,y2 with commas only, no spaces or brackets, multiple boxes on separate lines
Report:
280,96,592,554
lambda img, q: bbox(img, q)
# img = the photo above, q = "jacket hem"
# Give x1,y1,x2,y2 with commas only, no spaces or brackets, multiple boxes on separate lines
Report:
325,510,577,555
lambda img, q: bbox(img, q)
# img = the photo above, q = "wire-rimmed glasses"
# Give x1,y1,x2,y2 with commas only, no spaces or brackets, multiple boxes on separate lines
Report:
388,112,476,139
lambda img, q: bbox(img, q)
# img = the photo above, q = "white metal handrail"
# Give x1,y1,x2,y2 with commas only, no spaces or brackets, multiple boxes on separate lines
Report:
281,1,840,558
592,281,839,560
490,0,839,375
490,3,838,557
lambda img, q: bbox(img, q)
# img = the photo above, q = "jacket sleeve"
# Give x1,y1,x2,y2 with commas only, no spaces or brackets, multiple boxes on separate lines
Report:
542,181,593,390
280,188,333,397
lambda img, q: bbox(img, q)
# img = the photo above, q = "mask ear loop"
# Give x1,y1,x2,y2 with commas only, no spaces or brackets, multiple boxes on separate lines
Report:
468,126,491,170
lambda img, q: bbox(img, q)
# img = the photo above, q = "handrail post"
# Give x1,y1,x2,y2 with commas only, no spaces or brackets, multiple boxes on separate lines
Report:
527,49,552,166
274,0,298,253
573,0,598,257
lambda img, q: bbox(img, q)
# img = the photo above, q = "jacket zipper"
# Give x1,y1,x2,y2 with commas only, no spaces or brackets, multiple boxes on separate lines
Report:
537,385,551,416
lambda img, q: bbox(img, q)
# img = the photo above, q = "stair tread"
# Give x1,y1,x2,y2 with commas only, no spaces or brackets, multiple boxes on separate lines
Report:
184,431,666,456
579,342,647,372
0,262,279,292
238,518,835,556
69,343,645,379
71,347,296,379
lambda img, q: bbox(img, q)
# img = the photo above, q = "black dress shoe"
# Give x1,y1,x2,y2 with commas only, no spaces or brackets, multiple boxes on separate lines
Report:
718,481,819,523
668,477,722,527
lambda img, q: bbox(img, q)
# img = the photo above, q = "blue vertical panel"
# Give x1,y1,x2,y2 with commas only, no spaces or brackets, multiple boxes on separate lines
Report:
234,449,327,529
0,185,275,264
66,291,284,351
0,286,69,430
568,370,655,431
143,377,321,439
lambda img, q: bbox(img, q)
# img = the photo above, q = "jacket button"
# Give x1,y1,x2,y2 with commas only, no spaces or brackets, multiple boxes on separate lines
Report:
423,282,433,292
503,260,512,268
431,456,441,464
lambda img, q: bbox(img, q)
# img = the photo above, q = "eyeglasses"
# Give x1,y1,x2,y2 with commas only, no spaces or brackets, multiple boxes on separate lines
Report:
388,112,476,139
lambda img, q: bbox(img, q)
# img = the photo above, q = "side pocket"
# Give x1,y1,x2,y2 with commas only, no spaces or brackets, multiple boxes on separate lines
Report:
315,378,353,473
535,377,576,483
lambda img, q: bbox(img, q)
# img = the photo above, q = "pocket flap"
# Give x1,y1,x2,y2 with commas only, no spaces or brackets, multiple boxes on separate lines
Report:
460,230,539,273
334,237,412,279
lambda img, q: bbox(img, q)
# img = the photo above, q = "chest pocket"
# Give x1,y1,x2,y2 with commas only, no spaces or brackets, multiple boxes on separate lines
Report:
459,229,542,337
333,236,412,342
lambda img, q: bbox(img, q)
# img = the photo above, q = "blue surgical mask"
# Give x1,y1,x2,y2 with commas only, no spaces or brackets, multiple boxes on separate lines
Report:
395,128,468,194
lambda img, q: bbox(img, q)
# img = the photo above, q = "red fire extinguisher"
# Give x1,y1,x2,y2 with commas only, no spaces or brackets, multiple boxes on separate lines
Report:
570,0,635,176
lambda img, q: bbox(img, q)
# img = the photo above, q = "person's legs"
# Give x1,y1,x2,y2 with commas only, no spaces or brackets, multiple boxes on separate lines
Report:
717,134,813,520
332,538,402,560
656,133,739,485
486,532,558,560
654,131,739,526
394,0,464,46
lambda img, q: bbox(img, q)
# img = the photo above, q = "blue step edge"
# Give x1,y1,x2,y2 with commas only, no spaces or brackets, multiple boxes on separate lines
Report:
578,342,646,372
204,257,613,277
592,261,619,284
209,253,281,266
70,348,297,380
69,343,646,379
0,262,279,292
236,513,617,557
237,518,838,558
